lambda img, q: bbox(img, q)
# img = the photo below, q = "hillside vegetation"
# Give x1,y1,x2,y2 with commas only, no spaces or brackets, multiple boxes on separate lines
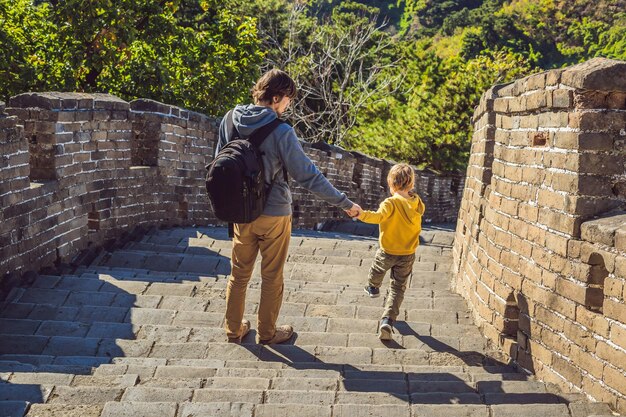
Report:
1,0,624,170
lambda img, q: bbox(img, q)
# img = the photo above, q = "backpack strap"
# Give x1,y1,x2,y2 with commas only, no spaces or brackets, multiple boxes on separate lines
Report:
248,118,284,148
231,113,289,183
226,109,240,140
249,118,289,184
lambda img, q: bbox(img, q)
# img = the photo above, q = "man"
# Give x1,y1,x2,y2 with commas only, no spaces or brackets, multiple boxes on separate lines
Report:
216,69,361,344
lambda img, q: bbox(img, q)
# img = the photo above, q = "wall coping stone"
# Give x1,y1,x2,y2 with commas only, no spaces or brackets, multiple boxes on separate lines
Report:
481,58,626,104
350,150,383,165
8,92,130,111
561,57,626,91
130,99,213,124
580,211,626,246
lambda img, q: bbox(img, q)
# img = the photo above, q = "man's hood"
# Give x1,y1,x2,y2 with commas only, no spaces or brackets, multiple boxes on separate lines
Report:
391,193,425,225
232,104,277,137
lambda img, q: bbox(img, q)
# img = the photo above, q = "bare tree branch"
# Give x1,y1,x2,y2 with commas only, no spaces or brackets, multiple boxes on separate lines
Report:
261,4,404,147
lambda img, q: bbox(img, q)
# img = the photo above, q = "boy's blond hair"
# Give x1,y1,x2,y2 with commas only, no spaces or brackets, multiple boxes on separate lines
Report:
387,163,415,192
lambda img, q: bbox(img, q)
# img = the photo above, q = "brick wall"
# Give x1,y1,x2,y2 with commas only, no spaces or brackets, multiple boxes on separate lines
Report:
0,92,463,278
452,58,626,412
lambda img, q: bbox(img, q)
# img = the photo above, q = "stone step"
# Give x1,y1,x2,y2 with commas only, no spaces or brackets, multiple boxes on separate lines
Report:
20,400,594,417
4,358,519,380
0,289,466,320
142,342,504,367
136,226,449,246
120,241,453,266
0,309,479,340
1,378,562,403
2,282,465,311
21,271,464,301
0,338,499,366
0,317,487,351
97,249,451,283
2,370,538,397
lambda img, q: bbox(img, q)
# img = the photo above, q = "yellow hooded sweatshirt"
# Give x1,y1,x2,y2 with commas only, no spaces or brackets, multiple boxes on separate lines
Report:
358,192,426,255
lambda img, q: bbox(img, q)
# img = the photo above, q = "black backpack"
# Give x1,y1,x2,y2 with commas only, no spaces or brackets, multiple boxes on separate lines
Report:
205,110,285,224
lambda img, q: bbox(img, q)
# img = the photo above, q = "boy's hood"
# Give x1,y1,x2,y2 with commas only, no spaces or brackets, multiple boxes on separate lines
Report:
391,193,425,225
232,104,277,137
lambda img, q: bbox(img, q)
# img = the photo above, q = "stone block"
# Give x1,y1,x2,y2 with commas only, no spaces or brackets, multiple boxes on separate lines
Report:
48,386,122,405
581,213,626,246
265,389,335,405
26,404,103,417
179,403,254,417
568,402,613,417
100,401,177,417
336,391,409,405
603,299,626,323
411,404,488,417
491,403,569,417
334,404,410,417
122,386,192,402
551,89,573,108
192,388,263,403
149,342,208,359
561,58,626,91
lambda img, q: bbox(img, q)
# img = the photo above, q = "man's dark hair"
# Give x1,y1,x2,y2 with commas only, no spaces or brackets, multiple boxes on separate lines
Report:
252,69,297,104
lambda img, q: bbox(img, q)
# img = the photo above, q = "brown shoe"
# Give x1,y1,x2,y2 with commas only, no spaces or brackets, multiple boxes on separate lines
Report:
259,325,294,344
227,319,251,343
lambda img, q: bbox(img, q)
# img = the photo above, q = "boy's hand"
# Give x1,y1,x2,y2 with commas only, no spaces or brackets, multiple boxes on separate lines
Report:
344,204,362,218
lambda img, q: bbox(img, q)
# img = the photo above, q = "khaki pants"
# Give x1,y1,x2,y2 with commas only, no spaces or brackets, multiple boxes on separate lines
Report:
224,215,291,341
368,249,415,321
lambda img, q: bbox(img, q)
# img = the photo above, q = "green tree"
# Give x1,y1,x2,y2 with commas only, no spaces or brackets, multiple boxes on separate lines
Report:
562,14,626,61
263,1,402,146
349,44,533,171
0,0,62,97
0,0,263,116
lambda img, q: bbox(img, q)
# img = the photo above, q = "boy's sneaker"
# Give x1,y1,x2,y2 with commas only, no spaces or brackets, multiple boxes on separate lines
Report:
364,286,380,298
259,325,294,344
379,317,394,340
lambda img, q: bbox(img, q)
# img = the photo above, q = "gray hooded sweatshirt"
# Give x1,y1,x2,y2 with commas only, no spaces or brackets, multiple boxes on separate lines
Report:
216,104,354,217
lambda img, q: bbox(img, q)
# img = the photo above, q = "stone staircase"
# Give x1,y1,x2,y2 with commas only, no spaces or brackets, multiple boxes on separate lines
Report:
0,225,619,417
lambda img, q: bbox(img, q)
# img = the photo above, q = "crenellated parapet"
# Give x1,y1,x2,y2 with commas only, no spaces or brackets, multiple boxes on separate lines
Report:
453,57,626,412
0,92,463,279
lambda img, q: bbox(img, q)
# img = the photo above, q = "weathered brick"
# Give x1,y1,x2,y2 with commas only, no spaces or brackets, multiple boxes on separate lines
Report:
603,365,626,395
604,299,626,323
551,89,573,108
553,355,583,387
596,340,626,367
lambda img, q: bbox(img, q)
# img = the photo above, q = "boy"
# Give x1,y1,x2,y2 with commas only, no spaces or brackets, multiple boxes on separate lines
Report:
357,163,426,340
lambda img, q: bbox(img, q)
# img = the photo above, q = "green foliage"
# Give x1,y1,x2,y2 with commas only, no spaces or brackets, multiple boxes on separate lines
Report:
561,13,626,61
0,0,61,96
348,44,533,171
0,0,263,116
459,27,485,59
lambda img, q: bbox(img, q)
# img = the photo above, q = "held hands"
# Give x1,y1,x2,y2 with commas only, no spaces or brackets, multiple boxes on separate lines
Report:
344,203,362,219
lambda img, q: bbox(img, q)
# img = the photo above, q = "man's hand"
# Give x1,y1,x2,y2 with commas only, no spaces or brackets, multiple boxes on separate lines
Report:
344,203,362,218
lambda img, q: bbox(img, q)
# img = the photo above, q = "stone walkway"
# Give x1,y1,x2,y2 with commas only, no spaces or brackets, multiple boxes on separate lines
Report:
0,224,619,417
